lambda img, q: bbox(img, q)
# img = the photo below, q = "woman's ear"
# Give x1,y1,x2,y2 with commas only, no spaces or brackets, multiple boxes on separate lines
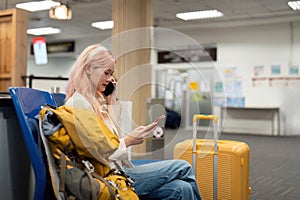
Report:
85,65,92,75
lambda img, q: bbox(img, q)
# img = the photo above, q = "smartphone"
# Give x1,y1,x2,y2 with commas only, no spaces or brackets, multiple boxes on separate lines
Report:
152,115,165,138
103,82,115,96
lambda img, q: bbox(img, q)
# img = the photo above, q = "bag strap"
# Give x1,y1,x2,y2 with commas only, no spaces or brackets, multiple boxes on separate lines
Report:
81,159,116,200
38,115,65,200
83,168,98,200
59,153,67,193
91,172,116,200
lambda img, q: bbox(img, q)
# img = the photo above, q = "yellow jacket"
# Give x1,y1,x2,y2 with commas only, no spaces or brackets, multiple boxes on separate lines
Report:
40,105,120,176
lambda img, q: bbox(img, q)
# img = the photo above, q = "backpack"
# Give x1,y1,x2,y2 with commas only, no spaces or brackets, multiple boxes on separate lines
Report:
40,105,139,200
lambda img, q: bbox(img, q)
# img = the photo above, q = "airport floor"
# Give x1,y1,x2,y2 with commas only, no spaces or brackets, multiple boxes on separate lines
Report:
137,128,300,200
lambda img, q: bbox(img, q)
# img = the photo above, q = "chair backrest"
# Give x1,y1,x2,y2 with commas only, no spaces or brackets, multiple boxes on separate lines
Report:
8,87,65,200
52,92,66,106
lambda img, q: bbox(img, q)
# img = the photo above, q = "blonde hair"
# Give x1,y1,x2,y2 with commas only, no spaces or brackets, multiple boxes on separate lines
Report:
65,44,115,118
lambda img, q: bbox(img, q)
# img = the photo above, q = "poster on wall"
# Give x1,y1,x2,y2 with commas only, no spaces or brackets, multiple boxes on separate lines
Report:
253,65,265,76
224,66,237,78
215,81,223,93
271,64,281,75
289,65,299,75
213,81,226,106
32,37,48,65
216,67,245,107
234,77,243,97
223,67,237,97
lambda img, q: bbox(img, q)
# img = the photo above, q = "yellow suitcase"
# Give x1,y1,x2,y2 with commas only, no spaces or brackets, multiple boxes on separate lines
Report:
174,115,251,200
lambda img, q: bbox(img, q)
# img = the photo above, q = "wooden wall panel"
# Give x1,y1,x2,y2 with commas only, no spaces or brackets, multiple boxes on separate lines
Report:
0,9,27,92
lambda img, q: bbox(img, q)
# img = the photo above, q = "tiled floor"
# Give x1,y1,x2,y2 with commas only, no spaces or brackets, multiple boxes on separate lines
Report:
136,128,300,200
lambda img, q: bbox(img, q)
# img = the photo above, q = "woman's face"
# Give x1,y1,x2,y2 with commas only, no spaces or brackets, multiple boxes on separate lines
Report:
88,62,115,95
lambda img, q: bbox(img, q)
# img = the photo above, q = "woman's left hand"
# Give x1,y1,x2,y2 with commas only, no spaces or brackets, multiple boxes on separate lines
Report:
123,115,165,147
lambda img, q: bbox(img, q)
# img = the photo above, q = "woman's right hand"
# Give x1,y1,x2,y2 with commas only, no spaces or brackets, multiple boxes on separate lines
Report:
124,115,165,147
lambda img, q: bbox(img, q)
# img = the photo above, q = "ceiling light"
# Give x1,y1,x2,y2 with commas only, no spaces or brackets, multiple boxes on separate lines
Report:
27,27,61,36
49,4,72,20
176,10,224,20
288,1,300,10
91,21,114,30
16,0,60,12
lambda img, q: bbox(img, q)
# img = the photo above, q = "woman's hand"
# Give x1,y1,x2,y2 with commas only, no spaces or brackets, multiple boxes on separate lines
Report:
124,115,165,147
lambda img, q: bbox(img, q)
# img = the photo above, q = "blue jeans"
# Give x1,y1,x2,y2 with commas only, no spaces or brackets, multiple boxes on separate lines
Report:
123,160,202,200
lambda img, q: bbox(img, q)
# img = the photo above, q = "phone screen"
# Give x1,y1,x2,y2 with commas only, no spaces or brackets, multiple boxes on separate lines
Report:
103,82,115,96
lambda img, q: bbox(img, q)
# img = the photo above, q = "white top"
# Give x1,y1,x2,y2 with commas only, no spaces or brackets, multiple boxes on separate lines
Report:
65,91,132,169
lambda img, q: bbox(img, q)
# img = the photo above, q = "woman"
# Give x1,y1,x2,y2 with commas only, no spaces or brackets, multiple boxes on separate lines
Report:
65,44,202,200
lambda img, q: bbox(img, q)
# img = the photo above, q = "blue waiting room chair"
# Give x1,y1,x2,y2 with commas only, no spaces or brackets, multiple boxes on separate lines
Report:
9,87,161,199
9,87,63,200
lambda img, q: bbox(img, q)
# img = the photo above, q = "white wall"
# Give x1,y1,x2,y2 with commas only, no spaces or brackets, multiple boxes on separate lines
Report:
175,21,300,135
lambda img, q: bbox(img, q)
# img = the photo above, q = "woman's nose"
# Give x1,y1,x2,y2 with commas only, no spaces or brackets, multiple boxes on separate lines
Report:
108,76,115,82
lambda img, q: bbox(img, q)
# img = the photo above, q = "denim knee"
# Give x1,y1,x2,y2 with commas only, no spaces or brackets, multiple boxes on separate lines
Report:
176,180,195,198
163,179,195,200
141,179,195,200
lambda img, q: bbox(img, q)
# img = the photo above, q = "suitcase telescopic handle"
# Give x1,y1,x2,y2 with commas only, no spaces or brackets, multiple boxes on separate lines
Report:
193,114,218,123
192,114,219,200
192,115,219,153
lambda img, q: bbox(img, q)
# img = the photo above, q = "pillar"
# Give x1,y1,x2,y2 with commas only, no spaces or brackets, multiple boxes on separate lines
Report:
112,0,153,154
